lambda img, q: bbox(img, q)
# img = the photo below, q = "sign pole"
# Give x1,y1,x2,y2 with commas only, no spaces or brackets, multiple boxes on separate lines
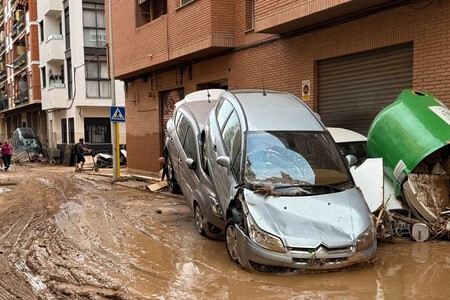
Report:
108,0,119,181
115,122,120,178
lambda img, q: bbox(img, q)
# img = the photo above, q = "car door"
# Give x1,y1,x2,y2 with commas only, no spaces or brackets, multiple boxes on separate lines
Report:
167,112,186,180
208,98,243,210
177,120,199,205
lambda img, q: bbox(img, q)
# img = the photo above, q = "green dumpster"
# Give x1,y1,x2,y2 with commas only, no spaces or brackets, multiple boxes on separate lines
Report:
367,89,450,192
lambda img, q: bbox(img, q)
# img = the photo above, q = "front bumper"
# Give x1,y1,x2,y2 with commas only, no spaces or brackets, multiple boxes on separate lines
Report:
236,226,377,270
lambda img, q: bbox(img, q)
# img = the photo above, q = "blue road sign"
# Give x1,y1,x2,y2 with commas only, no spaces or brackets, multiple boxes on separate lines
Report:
111,106,125,122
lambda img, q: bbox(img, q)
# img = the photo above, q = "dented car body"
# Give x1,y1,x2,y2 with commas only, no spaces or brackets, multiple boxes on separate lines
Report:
202,89,376,271
165,89,225,238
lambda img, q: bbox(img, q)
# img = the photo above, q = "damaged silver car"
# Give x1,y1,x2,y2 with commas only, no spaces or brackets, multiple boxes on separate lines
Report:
202,89,377,271
165,89,225,238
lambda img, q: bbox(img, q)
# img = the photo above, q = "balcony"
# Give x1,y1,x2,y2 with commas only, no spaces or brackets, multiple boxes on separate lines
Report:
11,16,25,39
254,0,400,34
42,83,67,110
44,34,64,63
43,0,63,17
14,89,28,105
0,97,8,110
13,53,27,70
0,70,6,82
0,41,5,52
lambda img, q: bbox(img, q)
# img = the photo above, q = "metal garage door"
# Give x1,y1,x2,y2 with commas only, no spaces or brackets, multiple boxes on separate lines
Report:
318,43,413,135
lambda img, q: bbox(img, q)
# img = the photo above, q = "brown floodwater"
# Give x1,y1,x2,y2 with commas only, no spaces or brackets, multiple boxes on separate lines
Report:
1,166,448,299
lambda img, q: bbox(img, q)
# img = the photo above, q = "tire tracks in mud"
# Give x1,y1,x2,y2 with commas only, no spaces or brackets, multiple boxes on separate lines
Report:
0,167,192,299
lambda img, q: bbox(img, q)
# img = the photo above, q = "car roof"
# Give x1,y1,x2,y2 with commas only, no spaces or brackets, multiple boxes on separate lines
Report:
227,89,324,131
176,89,224,108
328,127,367,143
179,100,217,129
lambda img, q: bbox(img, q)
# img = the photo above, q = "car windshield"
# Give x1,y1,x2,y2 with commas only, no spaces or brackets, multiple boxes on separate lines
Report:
244,131,352,190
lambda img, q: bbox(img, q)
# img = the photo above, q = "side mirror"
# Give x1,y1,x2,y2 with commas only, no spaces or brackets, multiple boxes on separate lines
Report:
345,154,357,166
216,156,231,170
186,158,196,170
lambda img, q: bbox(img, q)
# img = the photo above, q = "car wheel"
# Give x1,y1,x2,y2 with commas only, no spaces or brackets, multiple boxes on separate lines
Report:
194,203,206,237
166,156,180,194
225,219,240,264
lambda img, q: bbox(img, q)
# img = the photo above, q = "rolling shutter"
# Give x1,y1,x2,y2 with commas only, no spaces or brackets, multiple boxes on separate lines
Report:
318,43,413,135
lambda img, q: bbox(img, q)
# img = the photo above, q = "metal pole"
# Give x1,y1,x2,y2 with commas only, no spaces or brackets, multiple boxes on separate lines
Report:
108,0,119,181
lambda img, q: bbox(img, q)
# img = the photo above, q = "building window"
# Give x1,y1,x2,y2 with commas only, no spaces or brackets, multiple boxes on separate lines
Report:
41,66,46,88
84,118,111,143
136,0,167,27
180,0,194,6
61,118,67,143
64,2,70,50
245,0,254,31
39,20,44,42
83,3,106,48
85,56,110,98
67,58,72,99
68,117,74,144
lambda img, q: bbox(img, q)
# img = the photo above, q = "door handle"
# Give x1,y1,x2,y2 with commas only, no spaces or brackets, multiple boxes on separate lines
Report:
178,158,182,164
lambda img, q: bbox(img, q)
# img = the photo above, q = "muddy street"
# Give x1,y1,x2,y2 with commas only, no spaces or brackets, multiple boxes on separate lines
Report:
0,165,448,299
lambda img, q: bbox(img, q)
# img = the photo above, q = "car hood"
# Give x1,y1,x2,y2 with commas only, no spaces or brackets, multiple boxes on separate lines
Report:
243,188,371,248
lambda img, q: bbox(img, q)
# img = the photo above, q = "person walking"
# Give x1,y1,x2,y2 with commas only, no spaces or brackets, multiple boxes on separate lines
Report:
75,138,91,172
0,141,3,170
1,140,13,171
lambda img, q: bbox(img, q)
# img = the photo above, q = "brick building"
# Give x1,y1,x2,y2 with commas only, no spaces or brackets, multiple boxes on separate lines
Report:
0,0,45,143
110,0,450,174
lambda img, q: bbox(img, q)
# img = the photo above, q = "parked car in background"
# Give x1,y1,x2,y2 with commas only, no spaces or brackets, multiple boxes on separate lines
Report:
201,89,377,272
12,127,41,154
165,89,225,238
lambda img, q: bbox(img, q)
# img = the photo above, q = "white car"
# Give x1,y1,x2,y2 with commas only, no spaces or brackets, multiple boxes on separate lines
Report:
329,127,412,237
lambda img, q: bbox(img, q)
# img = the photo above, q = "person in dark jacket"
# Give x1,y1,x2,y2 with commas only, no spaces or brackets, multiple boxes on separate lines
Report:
75,138,91,172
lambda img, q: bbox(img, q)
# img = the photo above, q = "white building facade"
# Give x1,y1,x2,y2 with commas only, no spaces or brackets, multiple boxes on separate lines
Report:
38,0,125,149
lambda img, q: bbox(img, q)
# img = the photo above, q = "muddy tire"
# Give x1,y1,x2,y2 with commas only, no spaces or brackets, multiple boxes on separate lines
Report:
194,203,206,237
166,156,180,194
225,219,240,264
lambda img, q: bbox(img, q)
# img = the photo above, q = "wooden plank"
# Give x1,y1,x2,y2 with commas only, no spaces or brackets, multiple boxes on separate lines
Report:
147,181,167,192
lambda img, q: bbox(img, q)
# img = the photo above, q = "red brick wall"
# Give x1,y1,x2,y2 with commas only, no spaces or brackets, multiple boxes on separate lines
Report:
116,0,450,173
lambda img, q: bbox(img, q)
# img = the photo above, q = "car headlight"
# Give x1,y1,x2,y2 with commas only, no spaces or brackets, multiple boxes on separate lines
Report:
247,214,285,253
356,223,376,251
209,196,223,216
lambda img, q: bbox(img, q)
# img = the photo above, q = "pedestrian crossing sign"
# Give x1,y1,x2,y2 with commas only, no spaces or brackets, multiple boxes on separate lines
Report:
110,106,126,122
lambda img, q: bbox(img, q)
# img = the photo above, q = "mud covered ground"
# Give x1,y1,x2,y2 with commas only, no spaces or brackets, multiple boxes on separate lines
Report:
0,164,449,299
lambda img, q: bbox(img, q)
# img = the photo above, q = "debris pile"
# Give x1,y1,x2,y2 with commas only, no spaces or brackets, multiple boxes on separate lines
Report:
367,89,450,242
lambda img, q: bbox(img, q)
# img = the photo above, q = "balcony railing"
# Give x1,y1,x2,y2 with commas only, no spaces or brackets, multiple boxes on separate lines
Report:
14,89,28,105
0,70,6,81
11,16,25,39
0,97,8,110
0,41,5,52
13,53,26,69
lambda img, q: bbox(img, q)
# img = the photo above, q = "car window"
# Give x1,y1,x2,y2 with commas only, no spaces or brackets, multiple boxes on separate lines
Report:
244,131,351,187
215,98,234,131
183,125,197,161
222,110,242,179
176,114,189,145
336,141,368,166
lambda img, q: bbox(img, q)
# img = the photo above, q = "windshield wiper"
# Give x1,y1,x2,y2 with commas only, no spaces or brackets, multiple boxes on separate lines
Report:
273,184,344,192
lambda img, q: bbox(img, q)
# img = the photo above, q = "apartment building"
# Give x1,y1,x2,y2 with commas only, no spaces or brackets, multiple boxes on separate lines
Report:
111,0,450,174
37,0,125,151
0,0,45,143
